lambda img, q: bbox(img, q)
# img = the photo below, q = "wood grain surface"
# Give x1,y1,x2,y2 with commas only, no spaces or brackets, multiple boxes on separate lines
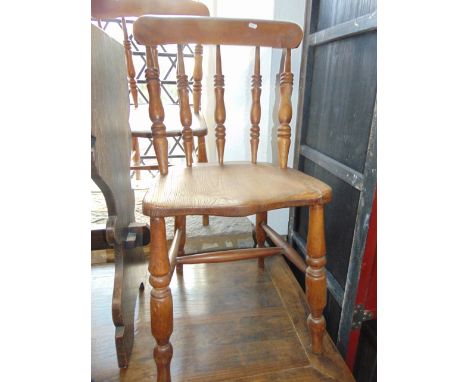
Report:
143,162,332,218
91,256,355,381
133,16,303,48
91,24,146,368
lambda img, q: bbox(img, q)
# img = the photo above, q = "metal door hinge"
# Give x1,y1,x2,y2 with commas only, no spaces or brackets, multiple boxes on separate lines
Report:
351,304,374,329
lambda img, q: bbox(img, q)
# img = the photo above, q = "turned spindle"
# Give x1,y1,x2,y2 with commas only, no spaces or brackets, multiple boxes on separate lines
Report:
306,205,327,354
214,45,226,165
277,48,293,169
193,44,203,113
250,46,262,164
145,45,168,175
193,43,208,185
121,18,139,108
177,44,194,167
149,217,174,382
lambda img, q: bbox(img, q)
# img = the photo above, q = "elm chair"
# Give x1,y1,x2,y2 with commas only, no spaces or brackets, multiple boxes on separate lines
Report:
133,15,333,381
92,0,211,226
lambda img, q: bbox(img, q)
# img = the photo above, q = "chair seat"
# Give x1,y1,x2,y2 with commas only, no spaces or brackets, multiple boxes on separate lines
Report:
129,104,208,138
143,162,332,218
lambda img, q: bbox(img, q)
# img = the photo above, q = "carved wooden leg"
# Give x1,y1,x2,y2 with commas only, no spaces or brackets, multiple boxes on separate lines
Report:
306,205,327,354
149,217,173,382
255,212,267,268
175,216,186,275
197,136,210,226
131,136,141,180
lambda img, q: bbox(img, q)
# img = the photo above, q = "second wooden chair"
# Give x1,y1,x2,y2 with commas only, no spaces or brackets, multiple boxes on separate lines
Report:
92,0,211,226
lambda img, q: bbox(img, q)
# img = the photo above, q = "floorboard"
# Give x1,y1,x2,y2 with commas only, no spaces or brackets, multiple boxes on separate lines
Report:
92,256,354,381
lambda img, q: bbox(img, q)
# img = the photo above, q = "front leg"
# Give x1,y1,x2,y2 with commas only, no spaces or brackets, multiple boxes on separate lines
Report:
306,205,327,354
149,217,173,381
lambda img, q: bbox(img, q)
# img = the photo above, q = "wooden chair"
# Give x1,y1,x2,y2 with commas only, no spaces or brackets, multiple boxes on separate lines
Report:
133,16,333,381
92,0,211,226
91,24,147,368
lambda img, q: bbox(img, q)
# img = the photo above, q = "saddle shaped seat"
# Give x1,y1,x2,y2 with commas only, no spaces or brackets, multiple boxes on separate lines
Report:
143,162,332,218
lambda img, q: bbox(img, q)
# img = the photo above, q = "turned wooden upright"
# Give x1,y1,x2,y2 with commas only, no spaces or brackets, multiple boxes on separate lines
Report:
133,16,331,381
121,17,139,107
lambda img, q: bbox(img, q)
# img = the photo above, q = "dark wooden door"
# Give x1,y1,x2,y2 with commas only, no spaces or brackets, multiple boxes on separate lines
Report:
288,0,377,359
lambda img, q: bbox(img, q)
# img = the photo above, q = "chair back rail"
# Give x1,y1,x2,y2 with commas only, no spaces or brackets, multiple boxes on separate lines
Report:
91,0,210,19
133,16,303,171
133,16,302,48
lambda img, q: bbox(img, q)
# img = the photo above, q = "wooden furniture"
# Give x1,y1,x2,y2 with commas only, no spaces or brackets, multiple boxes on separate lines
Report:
91,0,210,197
92,257,355,381
91,24,147,368
131,16,335,381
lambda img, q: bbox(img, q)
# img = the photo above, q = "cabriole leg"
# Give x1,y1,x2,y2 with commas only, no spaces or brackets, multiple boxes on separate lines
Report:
306,205,327,354
149,217,173,382
255,212,267,268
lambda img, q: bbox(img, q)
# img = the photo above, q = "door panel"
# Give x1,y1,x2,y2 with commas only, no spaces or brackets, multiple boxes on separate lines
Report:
316,0,376,30
305,33,376,173
289,0,377,356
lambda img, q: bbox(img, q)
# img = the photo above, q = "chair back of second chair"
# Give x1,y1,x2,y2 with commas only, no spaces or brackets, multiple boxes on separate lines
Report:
92,0,210,107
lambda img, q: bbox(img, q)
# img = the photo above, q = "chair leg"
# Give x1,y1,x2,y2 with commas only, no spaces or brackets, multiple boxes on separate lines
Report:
255,212,267,268
131,136,141,180
196,135,208,163
196,136,210,226
306,205,327,354
149,217,173,382
175,216,186,275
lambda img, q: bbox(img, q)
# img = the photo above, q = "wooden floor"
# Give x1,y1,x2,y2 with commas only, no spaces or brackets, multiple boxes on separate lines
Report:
92,256,355,381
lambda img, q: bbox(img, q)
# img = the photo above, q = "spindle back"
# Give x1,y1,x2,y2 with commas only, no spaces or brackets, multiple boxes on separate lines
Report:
133,16,303,173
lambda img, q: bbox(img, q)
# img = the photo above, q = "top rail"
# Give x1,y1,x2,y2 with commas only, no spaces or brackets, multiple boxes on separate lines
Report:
133,16,303,49
91,0,210,19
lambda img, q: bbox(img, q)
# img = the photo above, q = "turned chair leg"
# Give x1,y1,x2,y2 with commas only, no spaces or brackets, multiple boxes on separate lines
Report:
149,217,174,382
306,205,327,354
175,215,186,275
196,136,210,226
255,212,267,268
131,136,141,180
